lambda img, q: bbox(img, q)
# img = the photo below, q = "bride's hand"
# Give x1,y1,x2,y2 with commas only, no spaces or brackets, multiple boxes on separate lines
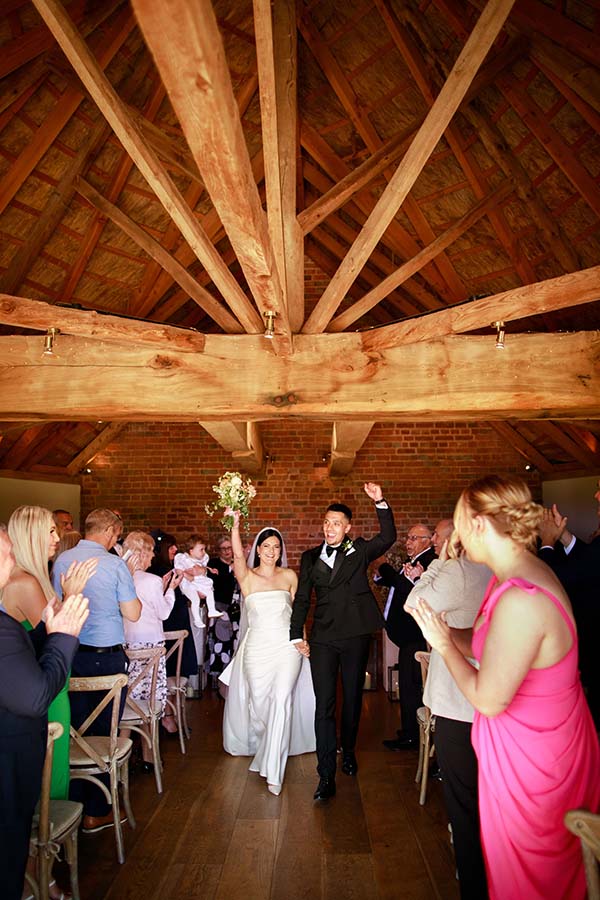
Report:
294,639,310,658
225,507,241,529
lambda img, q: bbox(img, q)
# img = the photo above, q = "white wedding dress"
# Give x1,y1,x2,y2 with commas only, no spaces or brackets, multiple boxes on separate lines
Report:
220,589,316,794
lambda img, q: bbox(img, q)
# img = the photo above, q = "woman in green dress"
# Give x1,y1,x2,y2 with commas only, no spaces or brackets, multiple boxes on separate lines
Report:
0,506,96,900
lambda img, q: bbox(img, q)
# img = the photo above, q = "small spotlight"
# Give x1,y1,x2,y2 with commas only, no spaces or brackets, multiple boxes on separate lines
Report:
81,466,93,475
43,327,60,356
263,310,276,339
524,463,535,472
492,320,505,350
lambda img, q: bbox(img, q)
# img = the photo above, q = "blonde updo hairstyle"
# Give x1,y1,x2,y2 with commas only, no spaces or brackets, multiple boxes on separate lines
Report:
5,505,55,601
456,474,542,551
123,531,154,570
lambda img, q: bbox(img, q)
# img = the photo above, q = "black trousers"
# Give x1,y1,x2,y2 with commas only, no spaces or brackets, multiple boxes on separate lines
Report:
69,647,128,817
0,725,46,900
398,638,426,741
309,634,371,777
434,716,488,900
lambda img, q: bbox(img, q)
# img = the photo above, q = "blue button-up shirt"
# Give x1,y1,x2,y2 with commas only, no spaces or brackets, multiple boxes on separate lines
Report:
52,539,136,646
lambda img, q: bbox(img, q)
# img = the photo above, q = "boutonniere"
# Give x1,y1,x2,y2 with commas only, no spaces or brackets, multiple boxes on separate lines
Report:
341,538,354,553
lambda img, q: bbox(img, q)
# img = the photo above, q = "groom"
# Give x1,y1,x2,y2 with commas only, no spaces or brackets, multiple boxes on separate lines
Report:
290,482,396,800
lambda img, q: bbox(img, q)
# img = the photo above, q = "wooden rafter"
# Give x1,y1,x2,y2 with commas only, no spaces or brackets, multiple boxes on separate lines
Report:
302,0,517,334
66,423,127,475
75,179,243,334
534,421,600,470
200,422,265,475
488,422,554,473
131,0,291,347
362,265,600,352
329,422,375,476
530,35,600,118
0,331,598,422
31,0,263,336
0,293,207,353
254,0,304,331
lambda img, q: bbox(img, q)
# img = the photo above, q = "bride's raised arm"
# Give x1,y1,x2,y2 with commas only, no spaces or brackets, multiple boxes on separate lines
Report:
228,509,252,594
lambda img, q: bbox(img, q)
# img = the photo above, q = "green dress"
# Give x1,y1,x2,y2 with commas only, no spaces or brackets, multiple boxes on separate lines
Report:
23,619,71,800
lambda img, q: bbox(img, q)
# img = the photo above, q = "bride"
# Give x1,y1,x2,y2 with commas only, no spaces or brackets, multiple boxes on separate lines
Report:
219,510,315,795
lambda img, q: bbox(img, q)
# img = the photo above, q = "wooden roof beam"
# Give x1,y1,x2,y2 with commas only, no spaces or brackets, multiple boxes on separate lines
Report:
488,422,554,473
530,35,600,118
32,0,263,336
535,421,600,470
329,180,514,332
329,422,375,476
131,0,291,348
75,179,243,334
302,0,517,334
1,330,598,422
66,423,127,475
200,422,265,476
254,0,303,331
362,265,600,353
0,293,207,353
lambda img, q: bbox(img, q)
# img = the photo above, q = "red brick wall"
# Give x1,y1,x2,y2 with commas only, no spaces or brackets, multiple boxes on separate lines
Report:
81,420,539,569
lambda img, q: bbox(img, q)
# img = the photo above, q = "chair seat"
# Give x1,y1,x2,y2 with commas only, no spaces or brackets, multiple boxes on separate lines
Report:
121,698,162,721
70,735,132,767
32,799,83,843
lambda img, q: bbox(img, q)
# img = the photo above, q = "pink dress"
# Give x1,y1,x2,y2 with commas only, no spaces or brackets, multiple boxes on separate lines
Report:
472,577,600,900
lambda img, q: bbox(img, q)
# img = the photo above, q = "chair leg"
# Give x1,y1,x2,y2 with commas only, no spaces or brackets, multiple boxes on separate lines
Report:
175,691,186,755
38,850,51,900
151,717,163,794
181,692,191,740
415,724,424,785
110,763,126,864
120,757,136,829
419,727,430,806
65,830,82,900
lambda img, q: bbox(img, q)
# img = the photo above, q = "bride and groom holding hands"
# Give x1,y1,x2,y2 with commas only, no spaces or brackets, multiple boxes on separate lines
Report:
220,482,396,799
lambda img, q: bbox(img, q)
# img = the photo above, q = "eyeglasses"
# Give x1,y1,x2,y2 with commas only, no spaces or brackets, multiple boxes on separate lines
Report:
406,534,429,541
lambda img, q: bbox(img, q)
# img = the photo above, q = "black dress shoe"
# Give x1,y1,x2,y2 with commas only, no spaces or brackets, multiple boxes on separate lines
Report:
341,751,358,776
141,761,155,774
313,776,336,800
383,737,418,751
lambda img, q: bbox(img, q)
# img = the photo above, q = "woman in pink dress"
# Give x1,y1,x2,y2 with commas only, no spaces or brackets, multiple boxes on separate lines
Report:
410,475,599,900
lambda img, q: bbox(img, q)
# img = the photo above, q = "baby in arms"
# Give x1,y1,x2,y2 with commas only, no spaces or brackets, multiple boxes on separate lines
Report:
174,534,223,629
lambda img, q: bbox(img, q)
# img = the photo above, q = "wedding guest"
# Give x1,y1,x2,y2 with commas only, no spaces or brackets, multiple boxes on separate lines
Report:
377,523,436,750
149,531,197,733
405,521,491,899
55,529,82,560
121,531,182,772
206,535,240,685
220,513,314,795
291,482,396,800
52,509,74,538
0,524,89,900
52,508,141,833
409,475,600,900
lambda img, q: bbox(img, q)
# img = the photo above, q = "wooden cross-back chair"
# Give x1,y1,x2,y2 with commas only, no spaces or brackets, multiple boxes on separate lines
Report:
68,673,134,864
564,809,600,900
414,650,435,806
163,629,191,755
120,644,166,794
29,721,83,900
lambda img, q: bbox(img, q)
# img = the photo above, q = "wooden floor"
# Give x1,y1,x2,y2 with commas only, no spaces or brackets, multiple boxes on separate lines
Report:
63,689,459,900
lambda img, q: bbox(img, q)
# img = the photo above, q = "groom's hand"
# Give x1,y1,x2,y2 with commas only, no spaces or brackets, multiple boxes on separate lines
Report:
364,482,383,502
294,640,310,658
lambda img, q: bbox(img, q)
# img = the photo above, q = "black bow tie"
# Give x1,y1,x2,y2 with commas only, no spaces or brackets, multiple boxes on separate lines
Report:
325,544,339,557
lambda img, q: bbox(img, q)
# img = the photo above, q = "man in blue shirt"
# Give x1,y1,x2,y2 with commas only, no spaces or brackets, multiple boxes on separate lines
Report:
52,508,141,832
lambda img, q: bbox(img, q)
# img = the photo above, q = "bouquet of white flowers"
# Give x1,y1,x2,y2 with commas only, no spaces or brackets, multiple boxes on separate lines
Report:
205,471,257,531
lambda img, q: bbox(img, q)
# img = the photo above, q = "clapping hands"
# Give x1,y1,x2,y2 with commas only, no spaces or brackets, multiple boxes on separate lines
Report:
60,557,98,598
45,592,89,637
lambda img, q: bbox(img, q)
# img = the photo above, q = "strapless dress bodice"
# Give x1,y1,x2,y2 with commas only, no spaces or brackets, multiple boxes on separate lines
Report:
244,590,292,632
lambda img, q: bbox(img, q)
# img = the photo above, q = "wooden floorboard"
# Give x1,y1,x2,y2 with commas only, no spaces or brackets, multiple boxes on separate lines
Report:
60,689,460,900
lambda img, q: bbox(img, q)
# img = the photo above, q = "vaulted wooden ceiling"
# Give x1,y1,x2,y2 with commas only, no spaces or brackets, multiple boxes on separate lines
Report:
0,0,599,478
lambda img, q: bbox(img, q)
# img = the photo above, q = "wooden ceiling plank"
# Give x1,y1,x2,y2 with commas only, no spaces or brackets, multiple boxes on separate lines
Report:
329,421,375,476
75,179,243,334
66,422,127,475
0,5,134,219
329,180,513,332
535,421,600,469
150,246,236,324
131,0,290,345
0,0,86,78
31,0,263,336
0,292,207,352
362,265,600,353
504,0,599,68
488,422,554,472
0,424,47,470
200,421,265,475
1,330,598,422
497,74,600,221
530,35,600,118
302,0,517,334
561,423,600,458
300,124,444,310
19,422,74,471
254,0,304,331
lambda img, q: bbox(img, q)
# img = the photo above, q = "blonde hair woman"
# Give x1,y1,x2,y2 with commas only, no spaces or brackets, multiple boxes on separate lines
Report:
0,506,96,900
409,476,599,900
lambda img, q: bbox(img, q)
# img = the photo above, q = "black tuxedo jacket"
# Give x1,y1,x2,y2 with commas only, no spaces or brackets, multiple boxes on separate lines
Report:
290,505,396,642
379,547,437,648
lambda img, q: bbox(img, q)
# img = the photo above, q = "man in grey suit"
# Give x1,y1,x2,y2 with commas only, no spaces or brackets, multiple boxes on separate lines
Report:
290,482,396,800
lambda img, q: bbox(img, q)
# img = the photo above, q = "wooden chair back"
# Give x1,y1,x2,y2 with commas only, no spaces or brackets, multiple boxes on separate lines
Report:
123,645,165,719
69,673,128,770
565,809,600,900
